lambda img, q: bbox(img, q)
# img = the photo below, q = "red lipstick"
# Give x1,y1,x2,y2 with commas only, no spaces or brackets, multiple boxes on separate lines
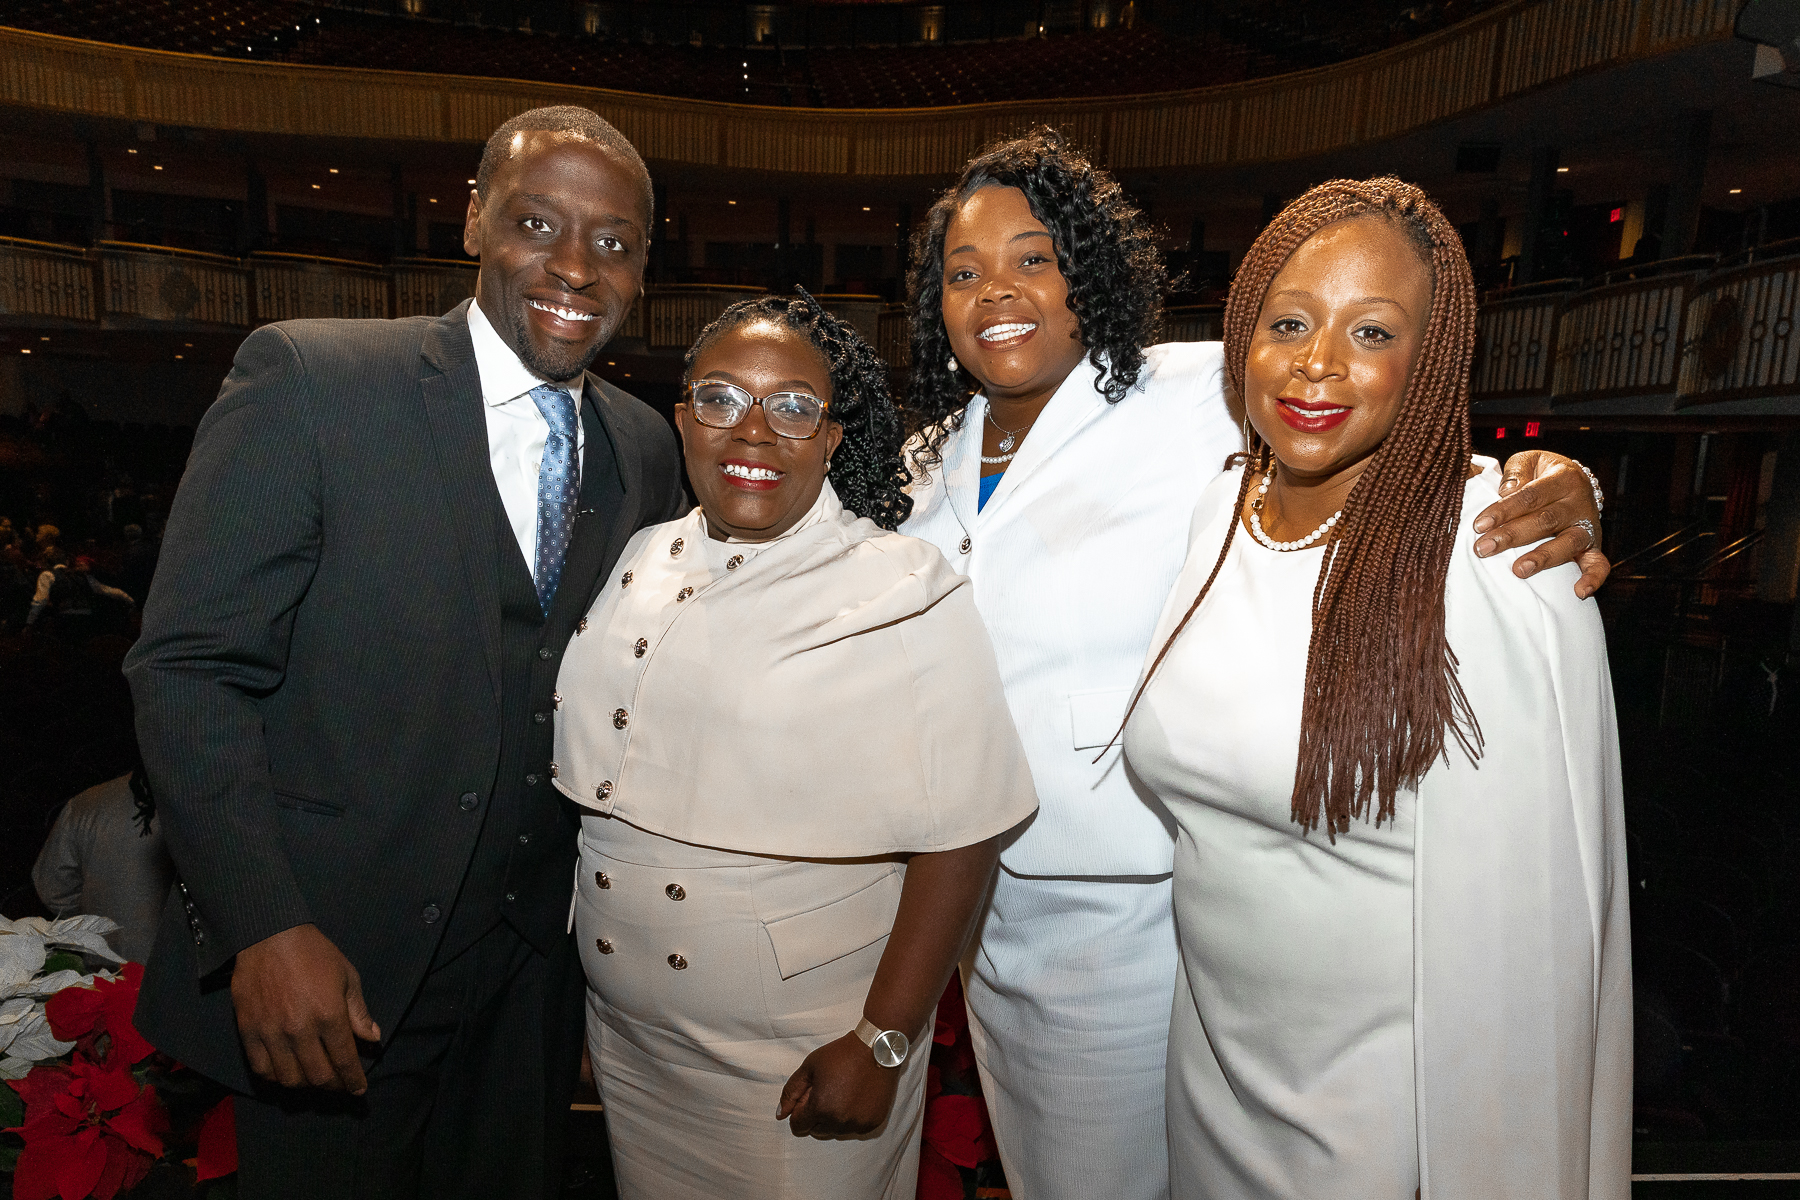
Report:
1275,396,1352,433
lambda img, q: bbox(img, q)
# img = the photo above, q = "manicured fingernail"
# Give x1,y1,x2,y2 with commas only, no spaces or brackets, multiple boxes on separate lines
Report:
1473,515,1494,533
1517,559,1538,576
1475,537,1496,556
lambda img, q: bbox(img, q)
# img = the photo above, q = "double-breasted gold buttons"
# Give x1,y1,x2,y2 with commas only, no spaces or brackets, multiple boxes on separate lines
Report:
595,871,611,889
612,708,630,729
634,638,648,657
668,954,688,970
621,571,633,588
670,538,685,556
576,619,588,634
726,555,744,570
596,938,614,954
595,780,613,801
676,587,694,602
666,883,686,901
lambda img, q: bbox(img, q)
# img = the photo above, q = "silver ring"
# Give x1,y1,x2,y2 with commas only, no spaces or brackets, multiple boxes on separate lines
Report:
1571,518,1598,548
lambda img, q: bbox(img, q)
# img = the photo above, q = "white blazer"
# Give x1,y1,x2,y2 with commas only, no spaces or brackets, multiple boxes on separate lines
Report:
901,341,1240,876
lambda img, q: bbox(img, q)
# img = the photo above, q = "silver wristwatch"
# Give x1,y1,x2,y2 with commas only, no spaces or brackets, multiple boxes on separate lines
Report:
853,1016,910,1068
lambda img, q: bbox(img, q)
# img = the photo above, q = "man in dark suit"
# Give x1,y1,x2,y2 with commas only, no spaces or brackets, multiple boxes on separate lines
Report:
123,107,686,1197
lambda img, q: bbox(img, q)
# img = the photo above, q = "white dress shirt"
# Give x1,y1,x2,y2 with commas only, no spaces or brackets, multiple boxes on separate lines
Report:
467,299,585,569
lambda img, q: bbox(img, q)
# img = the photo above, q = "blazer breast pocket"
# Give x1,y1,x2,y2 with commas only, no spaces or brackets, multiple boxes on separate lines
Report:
761,868,903,981
1068,686,1134,751
273,788,346,817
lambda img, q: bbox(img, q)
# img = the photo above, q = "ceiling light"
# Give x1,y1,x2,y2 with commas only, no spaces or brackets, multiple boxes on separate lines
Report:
174,354,184,360
607,361,615,366
862,206,870,211
429,198,438,203
184,342,193,347
153,165,163,171
467,179,476,185
20,348,30,354
329,168,339,174
126,148,137,154
728,200,736,205
1556,166,1569,173
1729,188,1743,194
39,336,49,341
312,184,320,189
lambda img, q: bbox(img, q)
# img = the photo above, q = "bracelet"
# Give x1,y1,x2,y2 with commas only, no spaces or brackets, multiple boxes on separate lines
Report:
1573,460,1604,514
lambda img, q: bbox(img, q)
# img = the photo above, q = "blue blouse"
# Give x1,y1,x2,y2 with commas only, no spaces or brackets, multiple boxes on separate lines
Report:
978,471,1003,511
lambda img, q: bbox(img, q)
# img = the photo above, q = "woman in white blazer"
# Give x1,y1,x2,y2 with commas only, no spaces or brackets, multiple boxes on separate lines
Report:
898,129,1615,1200
1124,177,1628,1199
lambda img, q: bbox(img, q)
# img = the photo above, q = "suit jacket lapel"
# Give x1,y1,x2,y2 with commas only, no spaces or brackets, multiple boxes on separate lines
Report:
979,356,1109,520
419,304,504,708
561,375,640,622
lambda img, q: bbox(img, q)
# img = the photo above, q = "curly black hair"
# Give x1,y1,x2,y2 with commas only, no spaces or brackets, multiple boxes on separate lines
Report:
906,127,1169,464
683,288,913,530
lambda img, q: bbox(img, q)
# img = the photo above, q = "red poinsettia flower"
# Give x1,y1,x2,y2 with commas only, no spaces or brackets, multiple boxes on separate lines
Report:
917,1140,966,1200
922,1093,995,1171
44,963,154,1069
194,1096,237,1182
6,1056,169,1200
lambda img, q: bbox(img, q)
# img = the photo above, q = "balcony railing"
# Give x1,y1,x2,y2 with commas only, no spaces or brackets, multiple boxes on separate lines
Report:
6,238,1798,414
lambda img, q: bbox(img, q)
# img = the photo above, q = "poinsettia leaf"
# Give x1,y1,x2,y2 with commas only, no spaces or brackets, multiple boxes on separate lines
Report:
0,930,50,1001
195,1096,237,1181
5,1011,76,1063
41,953,84,977
0,1078,21,1126
10,1138,63,1200
56,1126,108,1200
19,970,95,1000
108,1088,169,1156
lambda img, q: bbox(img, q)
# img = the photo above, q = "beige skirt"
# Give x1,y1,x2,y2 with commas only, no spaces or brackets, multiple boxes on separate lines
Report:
575,813,927,1199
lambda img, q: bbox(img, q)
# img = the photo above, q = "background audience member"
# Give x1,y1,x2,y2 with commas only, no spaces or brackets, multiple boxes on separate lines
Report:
32,762,175,964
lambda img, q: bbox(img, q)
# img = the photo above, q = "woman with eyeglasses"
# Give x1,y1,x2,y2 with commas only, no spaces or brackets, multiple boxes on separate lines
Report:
552,291,1037,1198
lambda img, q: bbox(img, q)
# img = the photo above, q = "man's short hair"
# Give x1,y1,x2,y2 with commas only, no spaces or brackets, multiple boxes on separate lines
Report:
475,106,653,225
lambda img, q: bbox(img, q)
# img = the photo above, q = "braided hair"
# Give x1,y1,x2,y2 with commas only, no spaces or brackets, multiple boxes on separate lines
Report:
1128,177,1482,839
684,289,913,529
906,127,1167,463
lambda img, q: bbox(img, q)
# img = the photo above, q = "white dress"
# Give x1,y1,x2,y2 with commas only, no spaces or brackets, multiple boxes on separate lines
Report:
1125,466,1633,1200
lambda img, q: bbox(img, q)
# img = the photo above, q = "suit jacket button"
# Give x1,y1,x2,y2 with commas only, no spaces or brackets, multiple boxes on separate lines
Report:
959,536,972,553
535,712,548,724
596,938,614,954
505,892,516,903
612,708,629,729
666,883,685,901
596,780,613,801
675,587,693,602
667,953,688,970
458,792,479,811
518,833,531,845
538,648,552,660
526,773,540,785
595,871,611,889
422,904,441,923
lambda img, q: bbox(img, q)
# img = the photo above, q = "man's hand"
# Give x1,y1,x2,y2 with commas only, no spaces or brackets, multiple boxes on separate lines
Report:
1474,450,1610,599
231,923,381,1094
776,1033,901,1138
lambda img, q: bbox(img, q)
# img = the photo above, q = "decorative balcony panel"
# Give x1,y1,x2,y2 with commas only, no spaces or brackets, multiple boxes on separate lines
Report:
0,237,96,322
1677,258,1800,407
393,261,478,319
100,243,250,326
1163,306,1224,345
253,254,390,323
1549,275,1696,404
877,306,910,374
814,295,884,348
1472,293,1566,401
645,286,765,350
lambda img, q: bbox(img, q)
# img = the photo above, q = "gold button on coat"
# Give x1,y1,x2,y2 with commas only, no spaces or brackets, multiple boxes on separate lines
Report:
667,953,688,970
613,708,630,729
576,619,588,633
670,538,684,556
665,883,686,901
596,938,614,954
726,555,744,570
595,780,613,800
676,587,693,602
634,638,648,657
595,871,611,889
621,571,633,588
959,536,972,553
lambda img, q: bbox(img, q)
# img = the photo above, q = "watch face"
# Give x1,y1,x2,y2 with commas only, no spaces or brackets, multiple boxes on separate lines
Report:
872,1029,910,1069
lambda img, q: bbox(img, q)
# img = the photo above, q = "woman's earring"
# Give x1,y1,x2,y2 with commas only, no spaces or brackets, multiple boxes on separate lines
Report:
947,355,958,374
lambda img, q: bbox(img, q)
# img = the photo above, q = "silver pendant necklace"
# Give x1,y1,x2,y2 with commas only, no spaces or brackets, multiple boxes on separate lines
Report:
983,407,1032,465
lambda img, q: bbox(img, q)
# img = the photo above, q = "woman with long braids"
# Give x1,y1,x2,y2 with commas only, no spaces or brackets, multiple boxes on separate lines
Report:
900,130,1616,1200
552,291,1036,1197
1122,179,1629,1198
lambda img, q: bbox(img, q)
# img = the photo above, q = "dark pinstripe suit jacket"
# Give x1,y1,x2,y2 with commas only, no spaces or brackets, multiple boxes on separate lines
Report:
123,302,685,1090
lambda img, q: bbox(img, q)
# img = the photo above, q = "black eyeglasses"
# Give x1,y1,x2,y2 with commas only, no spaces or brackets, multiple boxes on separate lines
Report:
683,380,831,440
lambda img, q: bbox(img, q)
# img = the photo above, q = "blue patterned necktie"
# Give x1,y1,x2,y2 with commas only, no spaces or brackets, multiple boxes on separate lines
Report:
528,384,580,614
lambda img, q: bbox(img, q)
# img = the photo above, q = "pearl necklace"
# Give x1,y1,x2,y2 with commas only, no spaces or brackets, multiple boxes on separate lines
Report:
1249,466,1340,552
